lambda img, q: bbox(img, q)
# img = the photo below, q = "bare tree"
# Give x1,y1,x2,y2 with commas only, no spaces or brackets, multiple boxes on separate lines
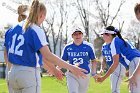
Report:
57,1,64,55
93,0,126,58
43,0,68,55
94,0,125,34
126,20,140,50
74,0,92,41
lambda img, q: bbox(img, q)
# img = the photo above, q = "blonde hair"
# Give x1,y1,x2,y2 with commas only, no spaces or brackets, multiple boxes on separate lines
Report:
23,0,46,31
18,5,28,22
134,3,140,14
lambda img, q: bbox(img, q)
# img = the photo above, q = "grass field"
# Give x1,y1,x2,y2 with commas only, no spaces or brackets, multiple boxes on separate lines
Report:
0,76,129,93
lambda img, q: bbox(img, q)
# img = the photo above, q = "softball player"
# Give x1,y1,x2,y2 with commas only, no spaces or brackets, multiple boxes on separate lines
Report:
4,4,28,93
61,27,97,93
100,42,129,93
97,26,140,93
5,0,87,93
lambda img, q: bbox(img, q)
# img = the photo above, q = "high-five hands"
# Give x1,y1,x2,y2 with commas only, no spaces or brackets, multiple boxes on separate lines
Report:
92,73,106,83
96,76,106,83
47,67,64,80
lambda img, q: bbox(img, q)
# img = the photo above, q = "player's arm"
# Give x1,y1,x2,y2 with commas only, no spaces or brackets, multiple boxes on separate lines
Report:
97,54,119,82
91,59,97,77
4,48,8,65
99,57,106,75
4,47,12,70
42,58,64,80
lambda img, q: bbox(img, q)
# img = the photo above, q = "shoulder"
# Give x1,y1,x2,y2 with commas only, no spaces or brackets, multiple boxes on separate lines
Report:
102,43,107,47
111,37,121,45
113,37,122,42
31,24,44,33
83,41,92,45
6,22,22,35
102,43,107,49
65,42,73,47
63,42,73,49
83,41,93,48
28,24,46,39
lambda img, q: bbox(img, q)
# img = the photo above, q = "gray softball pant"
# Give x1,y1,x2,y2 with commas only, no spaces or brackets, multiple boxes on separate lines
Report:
8,65,41,93
66,71,90,93
110,63,126,93
129,57,140,93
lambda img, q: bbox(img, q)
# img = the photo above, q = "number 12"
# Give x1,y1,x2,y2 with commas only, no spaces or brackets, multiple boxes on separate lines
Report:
9,34,24,56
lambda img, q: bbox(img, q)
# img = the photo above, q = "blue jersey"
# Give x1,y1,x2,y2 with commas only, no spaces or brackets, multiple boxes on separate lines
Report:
4,27,13,52
61,41,96,74
102,43,129,69
111,37,140,62
4,22,48,67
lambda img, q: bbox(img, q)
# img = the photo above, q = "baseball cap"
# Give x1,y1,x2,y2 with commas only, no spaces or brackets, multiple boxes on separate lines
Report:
71,27,84,35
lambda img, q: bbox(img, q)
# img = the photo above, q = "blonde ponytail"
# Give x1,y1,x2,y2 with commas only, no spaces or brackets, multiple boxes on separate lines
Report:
23,0,46,31
23,0,39,31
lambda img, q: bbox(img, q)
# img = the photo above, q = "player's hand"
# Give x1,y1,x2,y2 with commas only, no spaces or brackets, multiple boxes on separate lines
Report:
125,70,129,77
69,65,87,78
92,74,100,82
54,68,64,80
125,75,137,91
96,76,105,83
47,67,64,80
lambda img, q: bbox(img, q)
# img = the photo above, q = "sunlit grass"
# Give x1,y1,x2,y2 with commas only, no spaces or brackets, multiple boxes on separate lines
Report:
0,76,129,93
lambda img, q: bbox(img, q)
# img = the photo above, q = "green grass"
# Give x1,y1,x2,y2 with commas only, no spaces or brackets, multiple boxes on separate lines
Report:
0,76,129,93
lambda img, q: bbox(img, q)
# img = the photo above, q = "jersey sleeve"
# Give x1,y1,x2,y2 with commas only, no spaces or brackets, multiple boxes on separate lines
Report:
61,46,68,61
110,37,121,56
4,28,13,51
88,43,96,60
31,24,48,52
4,31,8,47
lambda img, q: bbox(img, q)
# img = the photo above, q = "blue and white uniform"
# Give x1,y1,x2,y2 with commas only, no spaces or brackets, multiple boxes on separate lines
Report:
5,21,48,93
62,41,96,93
110,37,140,93
4,27,15,93
102,43,128,93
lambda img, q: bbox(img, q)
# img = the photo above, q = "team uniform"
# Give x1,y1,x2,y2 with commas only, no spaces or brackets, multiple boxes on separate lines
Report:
61,41,96,93
4,21,48,93
110,37,140,93
102,43,129,93
4,27,15,93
